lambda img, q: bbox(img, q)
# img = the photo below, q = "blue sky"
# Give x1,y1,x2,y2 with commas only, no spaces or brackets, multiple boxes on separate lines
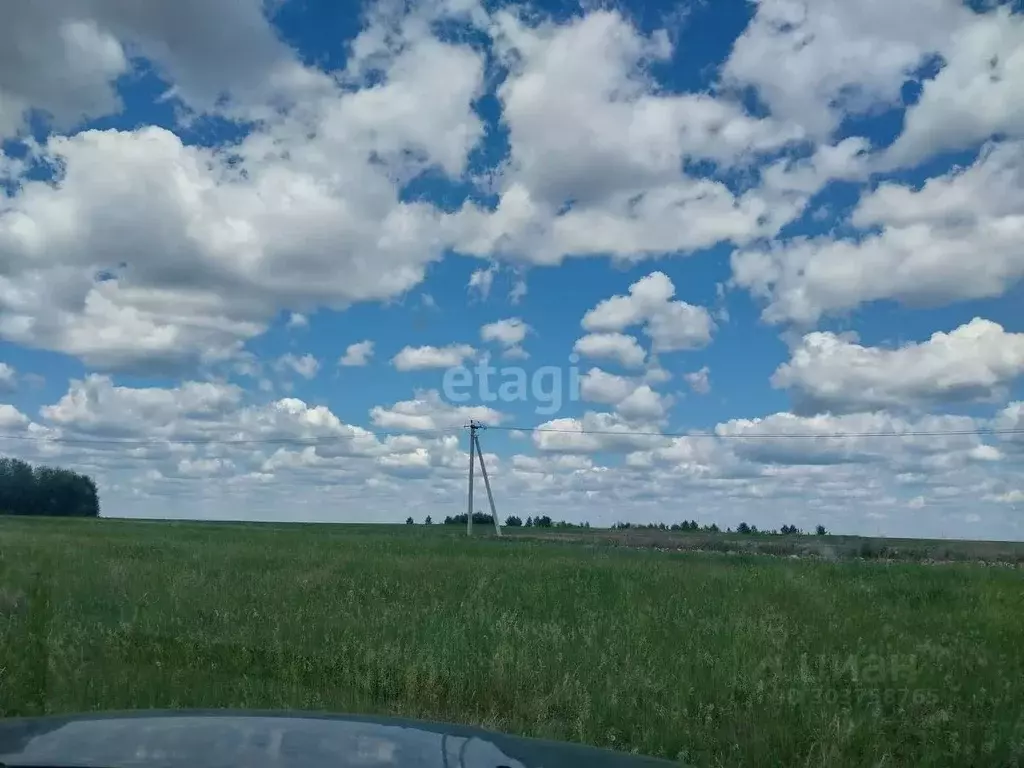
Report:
1,0,1023,538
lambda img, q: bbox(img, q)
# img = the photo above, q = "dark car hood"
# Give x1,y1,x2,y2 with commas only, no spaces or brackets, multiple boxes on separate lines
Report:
0,710,679,768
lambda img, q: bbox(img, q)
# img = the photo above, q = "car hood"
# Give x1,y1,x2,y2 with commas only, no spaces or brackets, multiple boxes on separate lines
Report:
0,710,680,768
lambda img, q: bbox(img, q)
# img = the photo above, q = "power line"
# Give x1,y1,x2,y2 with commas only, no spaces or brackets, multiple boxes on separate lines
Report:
0,428,463,447
0,422,1019,447
487,425,1024,440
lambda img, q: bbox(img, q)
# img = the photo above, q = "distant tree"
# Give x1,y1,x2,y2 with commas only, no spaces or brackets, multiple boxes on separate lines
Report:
737,521,751,534
750,525,759,534
535,515,553,528
0,457,99,517
505,515,522,527
584,521,590,529
424,515,432,525
444,512,496,526
708,523,720,533
525,516,533,527
816,524,828,536
405,516,414,525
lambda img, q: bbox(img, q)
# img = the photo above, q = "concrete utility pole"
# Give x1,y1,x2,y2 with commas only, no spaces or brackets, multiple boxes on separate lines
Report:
466,420,501,537
467,421,476,537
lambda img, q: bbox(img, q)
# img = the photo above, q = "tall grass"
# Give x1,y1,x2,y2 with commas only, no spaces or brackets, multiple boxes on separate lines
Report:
1,517,1022,767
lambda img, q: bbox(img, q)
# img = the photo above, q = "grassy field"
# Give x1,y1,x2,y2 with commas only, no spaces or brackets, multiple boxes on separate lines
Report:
1,517,1023,767
513,526,1024,564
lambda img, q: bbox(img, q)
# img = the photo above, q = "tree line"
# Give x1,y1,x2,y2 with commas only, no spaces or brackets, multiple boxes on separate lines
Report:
434,513,590,529
405,513,587,528
406,513,828,536
0,457,100,517
612,520,828,535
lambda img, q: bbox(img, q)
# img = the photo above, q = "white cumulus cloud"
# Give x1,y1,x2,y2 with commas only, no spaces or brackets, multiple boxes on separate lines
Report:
582,272,715,352
339,341,375,367
286,313,309,329
392,344,477,371
684,366,711,395
370,389,504,432
0,363,16,393
732,141,1024,324
445,9,815,265
886,7,1024,167
774,319,1024,413
723,0,969,139
573,333,647,369
276,353,320,380
481,318,530,358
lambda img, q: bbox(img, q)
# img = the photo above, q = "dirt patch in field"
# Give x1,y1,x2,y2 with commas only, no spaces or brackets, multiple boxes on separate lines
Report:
508,529,1024,566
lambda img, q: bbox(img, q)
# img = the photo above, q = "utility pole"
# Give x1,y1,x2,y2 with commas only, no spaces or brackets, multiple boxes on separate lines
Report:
474,427,500,536
466,420,501,537
467,421,476,537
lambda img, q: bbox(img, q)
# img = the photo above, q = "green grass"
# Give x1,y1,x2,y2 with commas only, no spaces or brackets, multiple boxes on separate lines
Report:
1,517,1023,767
512,526,1024,564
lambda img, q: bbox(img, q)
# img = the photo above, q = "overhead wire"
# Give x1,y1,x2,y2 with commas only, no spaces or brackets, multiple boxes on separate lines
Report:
484,424,1024,440
0,427,464,447
0,423,1019,447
